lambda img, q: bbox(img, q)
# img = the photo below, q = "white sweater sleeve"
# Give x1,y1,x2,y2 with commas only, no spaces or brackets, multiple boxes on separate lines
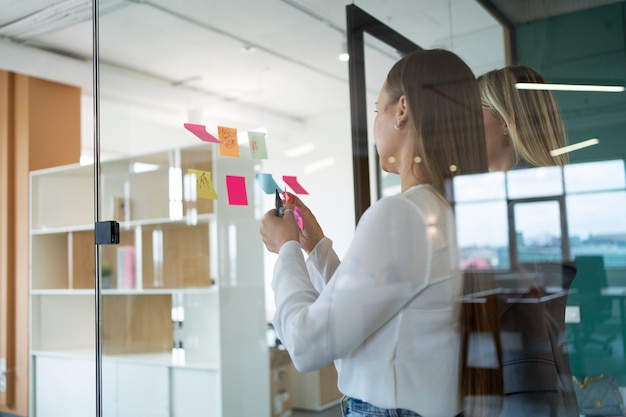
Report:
306,237,341,293
271,196,432,372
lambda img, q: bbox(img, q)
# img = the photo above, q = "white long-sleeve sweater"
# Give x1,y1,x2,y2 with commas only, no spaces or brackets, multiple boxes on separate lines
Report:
272,185,463,417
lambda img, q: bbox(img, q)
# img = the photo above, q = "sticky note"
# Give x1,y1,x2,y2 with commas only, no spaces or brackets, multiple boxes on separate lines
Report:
283,175,308,194
248,131,268,160
226,175,248,206
255,173,282,194
184,123,221,143
188,169,218,200
218,126,240,157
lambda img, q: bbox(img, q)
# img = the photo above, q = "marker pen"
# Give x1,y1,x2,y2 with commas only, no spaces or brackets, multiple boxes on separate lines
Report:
275,189,285,217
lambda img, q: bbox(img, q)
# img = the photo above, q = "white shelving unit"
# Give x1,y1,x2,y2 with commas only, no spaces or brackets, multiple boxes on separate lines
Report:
29,144,270,416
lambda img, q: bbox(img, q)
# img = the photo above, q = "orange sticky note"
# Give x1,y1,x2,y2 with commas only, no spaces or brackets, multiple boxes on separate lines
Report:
218,126,239,157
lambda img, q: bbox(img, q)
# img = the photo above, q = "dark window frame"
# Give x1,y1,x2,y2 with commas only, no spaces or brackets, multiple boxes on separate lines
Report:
345,4,421,223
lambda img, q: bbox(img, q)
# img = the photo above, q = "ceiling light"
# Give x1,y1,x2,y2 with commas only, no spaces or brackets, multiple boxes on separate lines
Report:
550,138,600,157
284,143,314,157
516,83,624,93
338,42,349,62
131,162,160,173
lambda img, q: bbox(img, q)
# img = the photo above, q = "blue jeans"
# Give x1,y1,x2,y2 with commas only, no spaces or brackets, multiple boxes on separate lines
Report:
340,396,464,417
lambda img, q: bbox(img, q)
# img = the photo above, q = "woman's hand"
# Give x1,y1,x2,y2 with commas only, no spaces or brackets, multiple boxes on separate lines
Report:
259,207,301,254
284,193,324,254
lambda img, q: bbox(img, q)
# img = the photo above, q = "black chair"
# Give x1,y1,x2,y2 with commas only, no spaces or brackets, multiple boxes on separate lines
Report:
461,262,581,417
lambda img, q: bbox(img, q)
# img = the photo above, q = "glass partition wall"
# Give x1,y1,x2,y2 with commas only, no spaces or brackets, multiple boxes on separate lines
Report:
18,1,626,416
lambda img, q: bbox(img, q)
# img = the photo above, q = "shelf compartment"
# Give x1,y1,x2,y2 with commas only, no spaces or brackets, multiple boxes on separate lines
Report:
141,222,211,289
31,294,95,351
103,294,172,355
31,165,93,229
100,147,215,222
31,233,69,290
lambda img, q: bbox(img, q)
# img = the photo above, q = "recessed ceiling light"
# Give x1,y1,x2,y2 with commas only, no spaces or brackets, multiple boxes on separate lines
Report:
131,162,160,173
338,42,349,62
550,138,600,156
516,83,624,92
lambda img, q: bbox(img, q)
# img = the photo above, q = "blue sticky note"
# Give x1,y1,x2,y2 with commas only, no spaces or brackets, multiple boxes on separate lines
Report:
255,173,282,194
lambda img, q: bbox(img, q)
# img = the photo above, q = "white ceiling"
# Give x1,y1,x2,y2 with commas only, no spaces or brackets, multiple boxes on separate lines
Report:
0,0,618,129
0,0,507,122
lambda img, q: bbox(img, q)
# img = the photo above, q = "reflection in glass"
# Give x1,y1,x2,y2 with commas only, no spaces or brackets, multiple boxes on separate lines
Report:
183,172,198,226
169,167,184,220
507,166,563,199
152,229,164,287
453,171,506,202
567,191,626,266
456,200,509,269
564,159,626,193
514,201,562,264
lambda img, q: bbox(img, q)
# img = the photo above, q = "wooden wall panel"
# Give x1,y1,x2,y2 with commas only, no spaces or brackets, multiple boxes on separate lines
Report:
0,71,81,416
27,76,81,171
0,69,17,411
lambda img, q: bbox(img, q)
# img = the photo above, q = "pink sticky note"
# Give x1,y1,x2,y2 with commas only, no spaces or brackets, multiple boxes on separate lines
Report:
283,175,308,194
184,123,221,143
225,175,248,206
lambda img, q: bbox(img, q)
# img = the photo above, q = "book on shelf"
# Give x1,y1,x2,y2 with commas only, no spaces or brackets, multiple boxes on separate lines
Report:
116,245,136,289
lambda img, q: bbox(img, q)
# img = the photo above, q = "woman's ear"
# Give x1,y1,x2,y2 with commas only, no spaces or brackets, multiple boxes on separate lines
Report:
396,95,409,128
500,124,513,149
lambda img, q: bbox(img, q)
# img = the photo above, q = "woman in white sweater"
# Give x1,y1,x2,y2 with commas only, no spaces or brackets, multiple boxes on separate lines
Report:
259,49,487,417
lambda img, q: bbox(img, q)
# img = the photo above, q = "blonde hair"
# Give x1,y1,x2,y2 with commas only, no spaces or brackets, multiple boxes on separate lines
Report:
478,65,569,167
386,49,488,195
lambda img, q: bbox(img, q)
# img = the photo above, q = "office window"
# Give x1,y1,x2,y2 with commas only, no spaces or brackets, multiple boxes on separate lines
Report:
567,191,626,266
564,160,626,267
513,200,563,264
454,160,626,270
454,172,508,269
456,200,509,269
564,159,626,192
453,171,506,202
507,166,563,199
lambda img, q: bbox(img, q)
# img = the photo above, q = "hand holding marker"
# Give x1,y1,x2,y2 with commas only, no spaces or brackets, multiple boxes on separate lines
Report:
275,189,285,217
274,189,303,230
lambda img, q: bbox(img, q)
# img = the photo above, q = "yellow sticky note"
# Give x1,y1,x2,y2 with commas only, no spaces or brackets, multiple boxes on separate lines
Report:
188,169,218,200
218,126,239,157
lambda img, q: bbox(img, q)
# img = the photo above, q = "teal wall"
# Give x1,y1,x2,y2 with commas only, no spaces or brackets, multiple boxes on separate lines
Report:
515,2,626,163
516,6,626,383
